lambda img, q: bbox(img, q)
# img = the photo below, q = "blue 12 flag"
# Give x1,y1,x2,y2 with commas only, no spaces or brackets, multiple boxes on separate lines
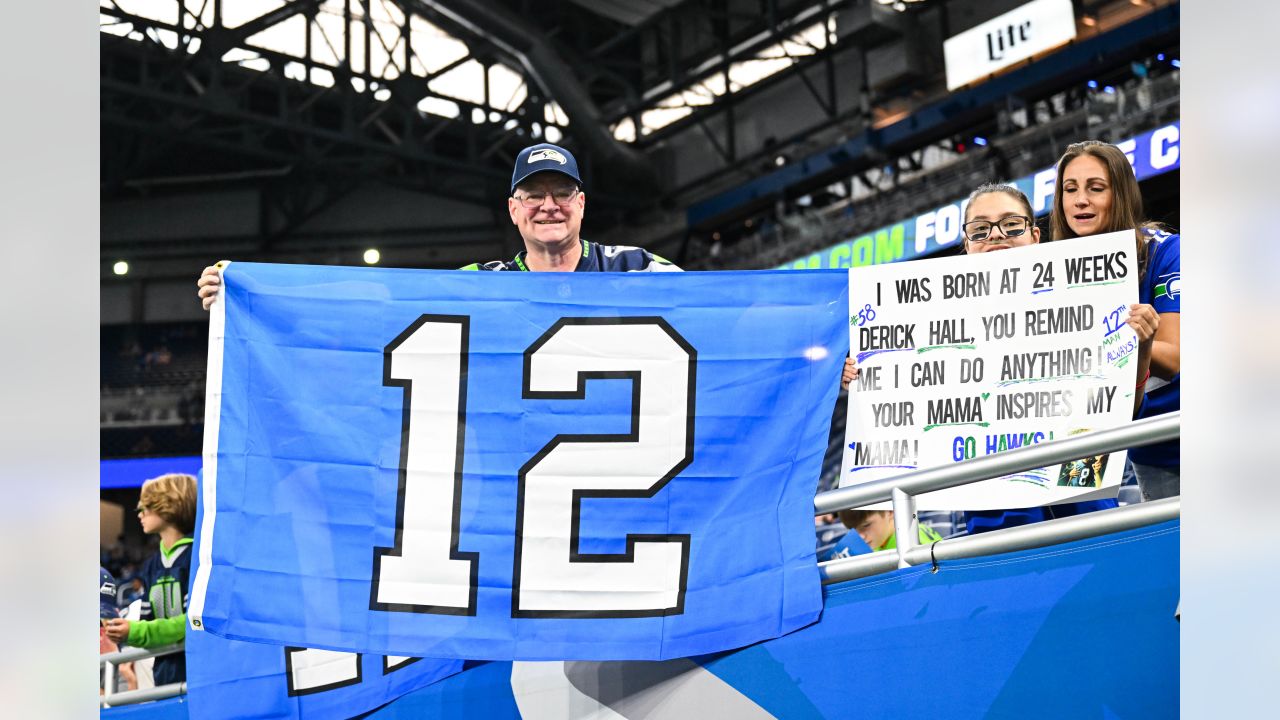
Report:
185,628,463,720
188,263,848,661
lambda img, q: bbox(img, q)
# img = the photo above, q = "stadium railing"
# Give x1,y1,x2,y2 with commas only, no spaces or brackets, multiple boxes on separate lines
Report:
815,412,1180,584
100,643,184,708
100,413,1179,706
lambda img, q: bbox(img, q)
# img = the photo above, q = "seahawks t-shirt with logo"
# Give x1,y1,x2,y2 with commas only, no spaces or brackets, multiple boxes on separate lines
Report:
462,239,681,272
137,537,193,686
1132,229,1181,468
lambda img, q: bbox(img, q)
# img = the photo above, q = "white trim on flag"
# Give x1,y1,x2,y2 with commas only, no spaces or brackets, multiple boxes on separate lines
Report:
188,261,231,631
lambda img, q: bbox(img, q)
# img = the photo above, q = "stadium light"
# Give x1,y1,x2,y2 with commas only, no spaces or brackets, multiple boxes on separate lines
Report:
363,249,381,265
973,136,988,147
1157,53,1166,61
1087,80,1098,89
1171,59,1180,68
113,260,129,276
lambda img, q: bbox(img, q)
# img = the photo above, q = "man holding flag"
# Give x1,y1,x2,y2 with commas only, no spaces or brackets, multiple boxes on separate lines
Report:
197,143,677,308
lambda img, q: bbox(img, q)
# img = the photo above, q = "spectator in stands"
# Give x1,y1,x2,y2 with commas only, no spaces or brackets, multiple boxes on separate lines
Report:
100,567,137,694
842,185,1150,533
119,575,146,607
104,473,197,686
838,509,941,553
1051,141,1181,501
197,143,678,308
967,181,1160,412
958,183,1157,534
99,566,119,633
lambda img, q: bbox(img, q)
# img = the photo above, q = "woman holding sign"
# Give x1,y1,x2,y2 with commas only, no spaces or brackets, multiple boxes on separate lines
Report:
1051,141,1180,501
957,183,1156,535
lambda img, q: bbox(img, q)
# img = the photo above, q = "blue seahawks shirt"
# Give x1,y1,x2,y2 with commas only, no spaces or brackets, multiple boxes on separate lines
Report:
462,240,680,272
1132,230,1181,467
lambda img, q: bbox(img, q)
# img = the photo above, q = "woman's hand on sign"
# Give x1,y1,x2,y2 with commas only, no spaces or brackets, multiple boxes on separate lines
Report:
841,358,860,391
1127,303,1161,417
1126,303,1160,345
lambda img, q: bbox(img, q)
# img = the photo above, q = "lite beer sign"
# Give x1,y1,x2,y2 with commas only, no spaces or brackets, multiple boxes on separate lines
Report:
944,0,1078,91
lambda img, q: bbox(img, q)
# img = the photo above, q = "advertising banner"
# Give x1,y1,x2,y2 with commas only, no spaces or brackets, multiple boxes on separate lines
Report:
944,0,1078,90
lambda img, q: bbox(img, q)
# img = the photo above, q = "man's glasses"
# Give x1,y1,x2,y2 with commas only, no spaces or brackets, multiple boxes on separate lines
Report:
514,188,579,209
963,215,1031,243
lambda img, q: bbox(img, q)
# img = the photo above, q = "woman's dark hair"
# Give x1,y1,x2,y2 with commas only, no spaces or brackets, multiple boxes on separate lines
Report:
1050,140,1166,277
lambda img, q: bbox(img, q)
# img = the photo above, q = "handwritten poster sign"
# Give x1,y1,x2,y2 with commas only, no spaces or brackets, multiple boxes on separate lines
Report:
841,231,1140,510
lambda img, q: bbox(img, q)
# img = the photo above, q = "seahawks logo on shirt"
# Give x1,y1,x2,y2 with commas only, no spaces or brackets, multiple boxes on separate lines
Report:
1154,272,1180,300
149,576,185,619
528,149,567,165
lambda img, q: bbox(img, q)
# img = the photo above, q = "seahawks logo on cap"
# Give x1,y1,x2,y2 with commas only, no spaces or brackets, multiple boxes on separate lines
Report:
528,148,567,165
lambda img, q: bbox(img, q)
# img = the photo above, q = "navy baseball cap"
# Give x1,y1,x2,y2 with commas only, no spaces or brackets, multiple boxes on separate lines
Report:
510,143,583,195
100,567,119,620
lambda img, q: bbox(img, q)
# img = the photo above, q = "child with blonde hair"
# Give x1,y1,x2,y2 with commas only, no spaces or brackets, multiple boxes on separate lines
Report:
104,473,197,685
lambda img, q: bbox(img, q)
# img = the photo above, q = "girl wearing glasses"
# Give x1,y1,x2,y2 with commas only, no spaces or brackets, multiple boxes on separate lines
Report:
1051,141,1180,501
841,186,1049,389
959,184,1041,254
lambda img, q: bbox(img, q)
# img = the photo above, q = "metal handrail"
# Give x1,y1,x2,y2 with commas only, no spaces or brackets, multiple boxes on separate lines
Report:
820,497,1179,585
814,412,1179,571
101,642,184,708
101,682,187,708
814,412,1179,514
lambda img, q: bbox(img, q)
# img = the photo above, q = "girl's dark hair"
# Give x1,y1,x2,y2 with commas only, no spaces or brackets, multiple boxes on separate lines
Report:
963,183,1034,221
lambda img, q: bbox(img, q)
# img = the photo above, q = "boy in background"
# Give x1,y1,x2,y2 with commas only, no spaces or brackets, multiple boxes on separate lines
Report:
104,473,197,685
839,509,942,553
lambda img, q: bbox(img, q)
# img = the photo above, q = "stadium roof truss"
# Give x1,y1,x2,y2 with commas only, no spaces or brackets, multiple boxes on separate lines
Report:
101,0,857,207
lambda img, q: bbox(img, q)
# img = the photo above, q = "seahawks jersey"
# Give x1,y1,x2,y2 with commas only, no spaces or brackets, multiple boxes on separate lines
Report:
138,537,193,686
1133,229,1181,467
462,239,680,272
